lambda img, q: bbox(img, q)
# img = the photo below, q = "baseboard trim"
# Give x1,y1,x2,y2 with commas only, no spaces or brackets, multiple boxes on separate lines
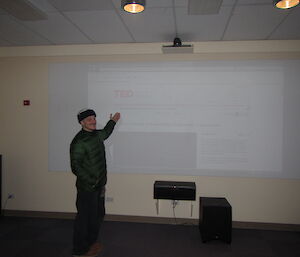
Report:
3,210,76,219
3,210,300,231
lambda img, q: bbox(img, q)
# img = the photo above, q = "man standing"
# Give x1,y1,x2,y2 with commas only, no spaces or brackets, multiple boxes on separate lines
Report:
70,109,120,257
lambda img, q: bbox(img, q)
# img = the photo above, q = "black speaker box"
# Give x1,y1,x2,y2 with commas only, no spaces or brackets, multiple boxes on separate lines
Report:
0,155,2,217
154,181,196,200
199,197,232,244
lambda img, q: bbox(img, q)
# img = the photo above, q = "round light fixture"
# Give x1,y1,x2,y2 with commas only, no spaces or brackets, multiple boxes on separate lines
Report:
122,0,145,14
273,0,299,9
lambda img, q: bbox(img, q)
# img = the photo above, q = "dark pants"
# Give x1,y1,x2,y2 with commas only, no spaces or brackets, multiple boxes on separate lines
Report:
72,187,105,255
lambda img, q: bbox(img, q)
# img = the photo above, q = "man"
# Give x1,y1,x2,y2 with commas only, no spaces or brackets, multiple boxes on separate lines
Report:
70,108,120,257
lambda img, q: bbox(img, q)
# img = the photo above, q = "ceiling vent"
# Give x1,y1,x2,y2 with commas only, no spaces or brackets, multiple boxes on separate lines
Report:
188,0,223,15
0,0,47,21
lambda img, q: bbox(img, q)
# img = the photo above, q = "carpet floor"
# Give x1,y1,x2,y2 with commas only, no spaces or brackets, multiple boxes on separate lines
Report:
0,216,299,257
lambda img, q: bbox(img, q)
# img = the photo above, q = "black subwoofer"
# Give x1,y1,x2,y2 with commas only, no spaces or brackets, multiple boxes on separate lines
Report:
199,197,232,244
0,155,2,217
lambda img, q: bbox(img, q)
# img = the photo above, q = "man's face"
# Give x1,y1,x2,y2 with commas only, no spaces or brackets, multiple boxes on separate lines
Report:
80,115,96,132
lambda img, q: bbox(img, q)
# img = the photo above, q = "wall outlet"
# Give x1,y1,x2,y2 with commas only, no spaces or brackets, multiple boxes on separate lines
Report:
106,197,114,202
8,193,15,199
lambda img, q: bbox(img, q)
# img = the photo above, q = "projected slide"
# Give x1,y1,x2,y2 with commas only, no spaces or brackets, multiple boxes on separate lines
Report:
87,62,283,174
49,60,300,178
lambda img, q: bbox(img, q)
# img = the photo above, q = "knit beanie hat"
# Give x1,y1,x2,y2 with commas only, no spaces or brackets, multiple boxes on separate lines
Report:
77,109,96,123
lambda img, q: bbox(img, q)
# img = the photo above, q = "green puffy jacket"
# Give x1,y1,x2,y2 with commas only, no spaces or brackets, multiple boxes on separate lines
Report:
70,120,116,191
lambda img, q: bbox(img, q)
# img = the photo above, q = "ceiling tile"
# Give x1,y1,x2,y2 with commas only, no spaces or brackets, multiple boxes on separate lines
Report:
237,0,271,5
146,0,173,8
175,5,233,41
222,0,237,5
22,12,91,45
27,0,58,13
175,0,188,7
119,7,176,42
48,0,114,12
0,15,51,46
223,5,288,40
175,0,236,8
64,10,133,43
177,0,236,8
269,8,300,40
111,0,173,9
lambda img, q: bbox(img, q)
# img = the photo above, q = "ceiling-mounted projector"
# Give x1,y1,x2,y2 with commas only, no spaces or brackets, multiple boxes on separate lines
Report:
162,37,194,54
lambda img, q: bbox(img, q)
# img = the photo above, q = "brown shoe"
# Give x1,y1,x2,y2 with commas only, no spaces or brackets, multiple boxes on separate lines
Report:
90,242,102,252
74,246,99,257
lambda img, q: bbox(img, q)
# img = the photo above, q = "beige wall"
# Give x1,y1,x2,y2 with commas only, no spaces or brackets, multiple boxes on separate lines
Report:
0,40,300,224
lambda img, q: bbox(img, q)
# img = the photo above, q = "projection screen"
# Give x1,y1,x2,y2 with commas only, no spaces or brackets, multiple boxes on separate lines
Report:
48,60,300,179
